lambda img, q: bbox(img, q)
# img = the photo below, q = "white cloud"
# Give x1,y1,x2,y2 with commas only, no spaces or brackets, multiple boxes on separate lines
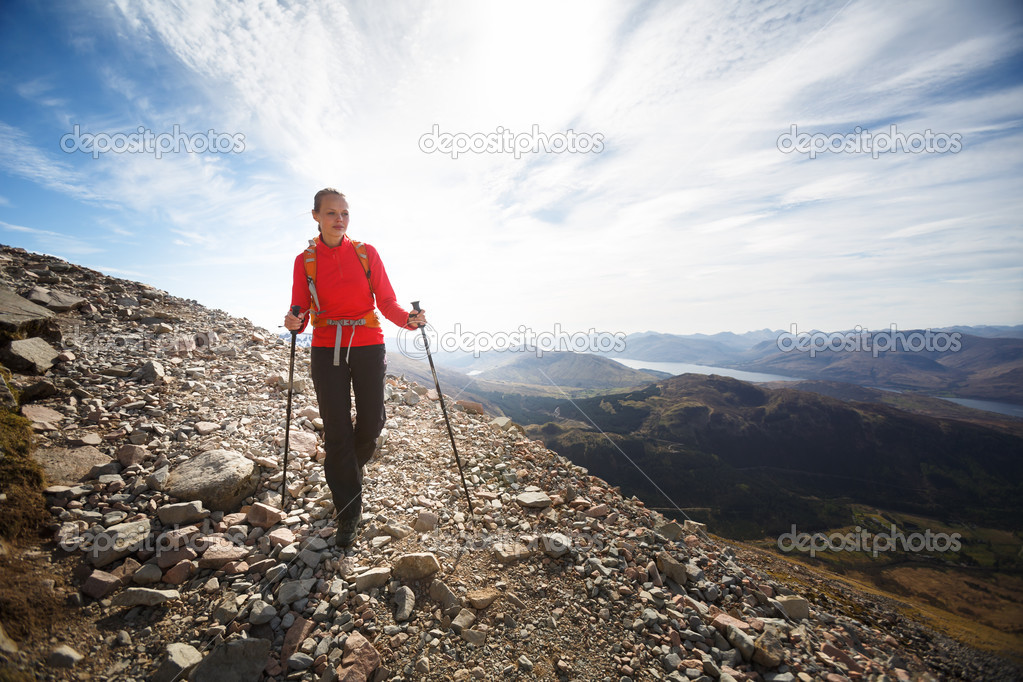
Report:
1,0,1019,335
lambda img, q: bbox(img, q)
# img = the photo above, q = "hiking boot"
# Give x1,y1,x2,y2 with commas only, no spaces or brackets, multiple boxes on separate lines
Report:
335,516,360,548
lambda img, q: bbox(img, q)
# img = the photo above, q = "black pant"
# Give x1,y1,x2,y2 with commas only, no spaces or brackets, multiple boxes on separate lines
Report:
310,344,386,523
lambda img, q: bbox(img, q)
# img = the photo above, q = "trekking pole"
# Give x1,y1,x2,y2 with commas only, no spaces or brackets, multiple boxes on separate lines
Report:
412,301,475,521
282,304,301,510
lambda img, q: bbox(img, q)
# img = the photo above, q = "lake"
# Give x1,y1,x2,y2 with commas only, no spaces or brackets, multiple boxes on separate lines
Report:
939,397,1023,419
613,358,801,383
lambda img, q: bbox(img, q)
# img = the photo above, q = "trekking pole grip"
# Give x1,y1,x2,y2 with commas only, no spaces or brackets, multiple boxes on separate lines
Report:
290,305,301,335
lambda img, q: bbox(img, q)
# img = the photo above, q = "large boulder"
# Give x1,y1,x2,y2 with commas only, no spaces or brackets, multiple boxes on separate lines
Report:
2,337,60,374
24,286,86,312
165,449,260,512
0,285,58,342
32,446,110,484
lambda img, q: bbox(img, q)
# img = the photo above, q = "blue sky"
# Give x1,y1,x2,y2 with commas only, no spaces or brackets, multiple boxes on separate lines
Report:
1,0,1021,343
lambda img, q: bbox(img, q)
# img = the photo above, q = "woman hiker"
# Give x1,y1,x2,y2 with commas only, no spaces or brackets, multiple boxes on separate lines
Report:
284,188,426,548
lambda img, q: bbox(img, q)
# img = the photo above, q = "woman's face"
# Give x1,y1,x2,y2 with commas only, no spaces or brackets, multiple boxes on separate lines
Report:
313,195,349,246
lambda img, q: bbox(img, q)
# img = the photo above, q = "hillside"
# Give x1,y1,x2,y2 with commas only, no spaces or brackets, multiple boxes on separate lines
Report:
757,380,1023,437
1,243,1021,681
517,374,1023,537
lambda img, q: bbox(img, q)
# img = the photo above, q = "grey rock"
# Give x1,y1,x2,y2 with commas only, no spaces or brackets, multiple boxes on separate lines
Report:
392,552,441,580
146,466,170,491
514,491,552,508
451,608,476,634
165,449,259,512
47,645,83,668
188,637,271,682
87,519,152,567
110,588,180,607
0,284,56,339
32,445,110,486
278,578,317,604
157,501,210,526
135,360,166,384
4,337,59,373
25,286,86,312
394,585,415,622
133,563,163,585
152,642,202,682
355,567,391,592
429,579,460,612
726,624,754,661
540,532,572,558
287,652,315,670
248,599,276,625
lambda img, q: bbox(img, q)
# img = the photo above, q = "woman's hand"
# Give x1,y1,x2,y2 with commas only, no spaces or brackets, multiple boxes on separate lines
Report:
284,310,303,331
407,309,427,328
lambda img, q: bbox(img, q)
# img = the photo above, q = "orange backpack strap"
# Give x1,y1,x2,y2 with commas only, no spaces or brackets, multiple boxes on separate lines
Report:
303,237,323,325
351,240,374,297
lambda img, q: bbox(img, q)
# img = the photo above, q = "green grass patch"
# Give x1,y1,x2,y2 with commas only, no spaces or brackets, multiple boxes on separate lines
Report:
0,386,50,542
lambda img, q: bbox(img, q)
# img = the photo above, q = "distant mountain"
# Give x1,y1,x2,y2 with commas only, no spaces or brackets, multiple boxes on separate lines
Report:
472,351,668,390
734,332,1023,404
595,329,782,364
938,324,1023,339
512,373,1023,539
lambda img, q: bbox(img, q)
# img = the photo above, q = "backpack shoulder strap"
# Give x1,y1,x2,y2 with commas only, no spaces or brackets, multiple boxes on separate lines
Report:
303,237,323,320
350,240,374,297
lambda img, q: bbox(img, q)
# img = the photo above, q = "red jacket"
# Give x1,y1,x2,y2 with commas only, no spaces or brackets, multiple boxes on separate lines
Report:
291,235,414,348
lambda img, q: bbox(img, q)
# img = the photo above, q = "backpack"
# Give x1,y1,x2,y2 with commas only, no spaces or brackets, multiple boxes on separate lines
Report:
303,236,378,328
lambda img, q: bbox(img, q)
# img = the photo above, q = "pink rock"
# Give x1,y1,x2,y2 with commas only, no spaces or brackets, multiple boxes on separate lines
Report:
282,617,314,662
711,613,751,633
222,512,248,526
195,421,220,435
116,444,148,467
197,544,250,569
222,560,249,574
157,546,198,570
286,430,318,457
266,528,295,548
335,631,380,681
163,560,194,585
759,584,775,598
585,504,609,518
246,502,285,529
110,557,141,584
82,570,121,599
247,559,276,575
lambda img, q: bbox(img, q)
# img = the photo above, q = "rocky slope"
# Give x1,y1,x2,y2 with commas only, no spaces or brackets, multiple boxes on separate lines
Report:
0,243,1019,681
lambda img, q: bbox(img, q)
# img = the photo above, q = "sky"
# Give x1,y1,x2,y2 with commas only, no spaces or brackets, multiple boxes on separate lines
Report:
1,0,1021,350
